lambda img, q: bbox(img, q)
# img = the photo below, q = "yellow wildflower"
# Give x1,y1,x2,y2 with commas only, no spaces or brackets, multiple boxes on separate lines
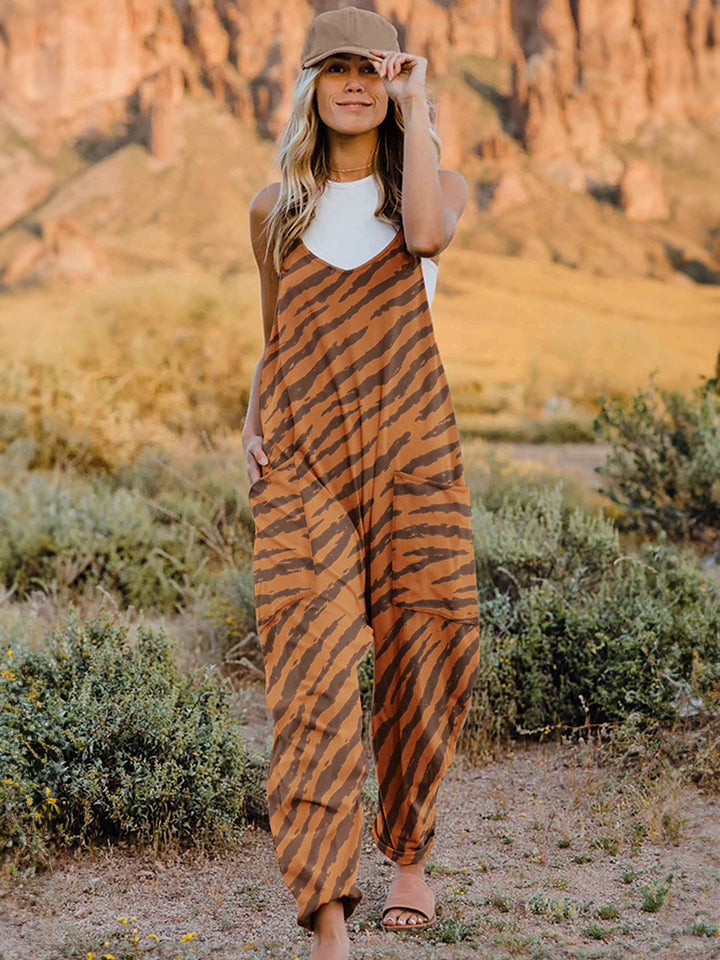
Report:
148,933,159,941
181,932,197,942
116,917,128,924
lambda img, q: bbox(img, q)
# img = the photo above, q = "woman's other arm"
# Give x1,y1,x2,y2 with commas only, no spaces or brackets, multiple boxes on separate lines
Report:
369,50,468,257
242,182,281,486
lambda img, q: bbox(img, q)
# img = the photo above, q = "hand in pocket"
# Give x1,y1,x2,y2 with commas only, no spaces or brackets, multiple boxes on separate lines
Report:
244,434,268,488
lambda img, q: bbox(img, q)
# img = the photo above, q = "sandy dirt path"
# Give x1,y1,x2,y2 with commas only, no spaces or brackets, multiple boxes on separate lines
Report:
1,706,719,960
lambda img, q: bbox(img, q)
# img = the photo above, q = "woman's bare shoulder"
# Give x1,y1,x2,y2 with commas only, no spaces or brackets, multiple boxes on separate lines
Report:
249,182,281,264
249,181,281,229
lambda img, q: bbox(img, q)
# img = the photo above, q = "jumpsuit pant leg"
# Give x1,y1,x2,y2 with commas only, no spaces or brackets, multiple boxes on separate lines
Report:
369,609,481,864
250,452,375,931
249,450,481,931
262,595,374,931
366,464,482,865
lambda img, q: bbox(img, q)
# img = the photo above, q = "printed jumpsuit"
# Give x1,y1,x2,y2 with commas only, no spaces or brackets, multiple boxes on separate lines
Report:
248,224,482,931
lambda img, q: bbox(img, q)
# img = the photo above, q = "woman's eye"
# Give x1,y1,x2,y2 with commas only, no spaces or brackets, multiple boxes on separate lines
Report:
327,63,374,73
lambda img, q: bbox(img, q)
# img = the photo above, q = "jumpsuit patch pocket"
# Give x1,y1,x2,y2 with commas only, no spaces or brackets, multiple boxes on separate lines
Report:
390,470,480,623
248,450,315,627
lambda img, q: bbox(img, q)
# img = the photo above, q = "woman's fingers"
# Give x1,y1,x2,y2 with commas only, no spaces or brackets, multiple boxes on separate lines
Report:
369,48,401,80
246,441,267,486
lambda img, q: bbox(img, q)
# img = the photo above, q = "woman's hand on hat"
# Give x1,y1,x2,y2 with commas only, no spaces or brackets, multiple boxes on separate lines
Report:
368,49,426,103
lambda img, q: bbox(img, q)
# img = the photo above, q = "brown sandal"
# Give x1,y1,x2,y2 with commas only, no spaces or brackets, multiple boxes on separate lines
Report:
380,872,436,932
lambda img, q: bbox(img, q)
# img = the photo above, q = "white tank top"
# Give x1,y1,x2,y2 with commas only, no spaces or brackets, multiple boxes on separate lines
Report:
300,174,439,308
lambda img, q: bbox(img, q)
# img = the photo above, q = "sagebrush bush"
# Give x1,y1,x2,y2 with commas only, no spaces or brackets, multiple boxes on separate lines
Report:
454,484,720,761
196,563,259,673
0,467,253,612
593,350,720,544
0,607,262,873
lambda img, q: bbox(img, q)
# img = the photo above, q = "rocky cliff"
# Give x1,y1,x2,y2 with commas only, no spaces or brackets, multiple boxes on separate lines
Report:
2,0,719,160
510,0,720,159
1,0,719,286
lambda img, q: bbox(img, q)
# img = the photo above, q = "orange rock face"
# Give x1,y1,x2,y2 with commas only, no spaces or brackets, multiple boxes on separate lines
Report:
511,0,720,159
620,159,670,222
1,215,111,286
0,0,718,164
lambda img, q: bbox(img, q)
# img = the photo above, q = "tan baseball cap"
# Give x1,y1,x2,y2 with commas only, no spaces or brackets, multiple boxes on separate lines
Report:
300,6,400,70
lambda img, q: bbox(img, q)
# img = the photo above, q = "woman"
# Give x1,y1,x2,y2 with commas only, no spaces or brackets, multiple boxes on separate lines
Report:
242,7,481,958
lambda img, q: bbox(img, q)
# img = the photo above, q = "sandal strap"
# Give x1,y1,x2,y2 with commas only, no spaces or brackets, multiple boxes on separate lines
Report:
381,873,436,922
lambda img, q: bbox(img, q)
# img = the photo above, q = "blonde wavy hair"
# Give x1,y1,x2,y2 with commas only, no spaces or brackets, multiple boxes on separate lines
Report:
260,60,443,276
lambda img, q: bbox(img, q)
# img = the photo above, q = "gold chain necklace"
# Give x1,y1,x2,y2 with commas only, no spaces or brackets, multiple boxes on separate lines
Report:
329,162,373,172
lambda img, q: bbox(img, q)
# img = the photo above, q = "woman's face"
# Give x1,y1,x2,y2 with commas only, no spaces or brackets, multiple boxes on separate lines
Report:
314,52,389,132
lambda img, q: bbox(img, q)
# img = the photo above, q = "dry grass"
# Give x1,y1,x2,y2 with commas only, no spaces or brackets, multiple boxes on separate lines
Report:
0,234,718,473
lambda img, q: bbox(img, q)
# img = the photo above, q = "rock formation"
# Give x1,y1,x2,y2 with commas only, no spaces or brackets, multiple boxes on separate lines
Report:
0,0,719,287
620,160,670,222
510,0,720,159
1,215,110,286
1,0,718,166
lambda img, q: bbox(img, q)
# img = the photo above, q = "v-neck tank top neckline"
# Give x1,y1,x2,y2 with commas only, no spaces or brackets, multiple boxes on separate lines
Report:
296,227,402,275
297,173,438,308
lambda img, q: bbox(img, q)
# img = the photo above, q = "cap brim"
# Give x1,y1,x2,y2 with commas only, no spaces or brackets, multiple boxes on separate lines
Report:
302,46,385,68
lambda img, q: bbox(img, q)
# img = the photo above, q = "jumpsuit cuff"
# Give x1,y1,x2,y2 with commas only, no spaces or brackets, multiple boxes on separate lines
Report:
299,883,363,931
371,820,436,865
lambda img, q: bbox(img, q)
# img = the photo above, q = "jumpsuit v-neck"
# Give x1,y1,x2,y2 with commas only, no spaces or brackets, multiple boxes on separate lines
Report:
248,223,481,931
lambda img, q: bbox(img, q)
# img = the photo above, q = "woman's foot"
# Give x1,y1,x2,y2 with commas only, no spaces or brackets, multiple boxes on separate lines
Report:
382,858,432,928
309,899,350,960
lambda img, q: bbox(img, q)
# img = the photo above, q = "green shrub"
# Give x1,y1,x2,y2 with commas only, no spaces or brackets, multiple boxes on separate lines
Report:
472,480,622,591
457,483,720,760
197,565,258,648
0,468,252,611
593,351,720,544
0,607,262,873
526,892,579,921
357,646,375,751
690,917,719,936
